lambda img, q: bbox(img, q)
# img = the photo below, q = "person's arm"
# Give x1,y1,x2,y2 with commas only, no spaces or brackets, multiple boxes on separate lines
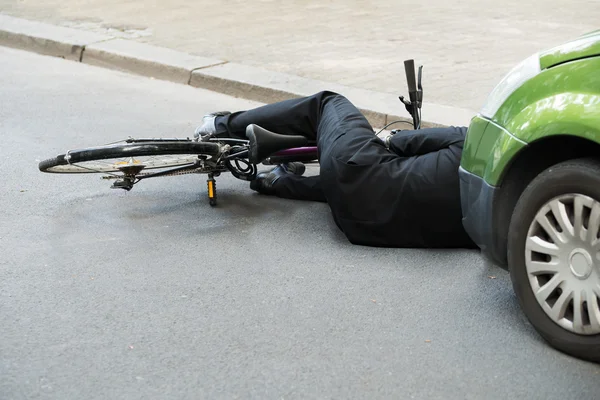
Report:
387,126,467,156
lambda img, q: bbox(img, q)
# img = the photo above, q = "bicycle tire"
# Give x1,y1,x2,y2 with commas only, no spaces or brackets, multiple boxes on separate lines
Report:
39,141,221,173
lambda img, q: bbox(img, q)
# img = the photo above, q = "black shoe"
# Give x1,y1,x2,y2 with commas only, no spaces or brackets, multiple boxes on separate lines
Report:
249,162,305,194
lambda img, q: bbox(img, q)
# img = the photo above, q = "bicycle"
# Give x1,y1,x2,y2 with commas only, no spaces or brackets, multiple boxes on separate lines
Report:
39,60,424,206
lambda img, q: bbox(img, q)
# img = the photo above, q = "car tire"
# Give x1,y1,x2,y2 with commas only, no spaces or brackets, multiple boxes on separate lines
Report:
508,158,600,363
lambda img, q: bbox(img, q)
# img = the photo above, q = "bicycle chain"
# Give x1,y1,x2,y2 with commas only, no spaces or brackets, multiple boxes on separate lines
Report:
101,168,221,180
138,168,206,177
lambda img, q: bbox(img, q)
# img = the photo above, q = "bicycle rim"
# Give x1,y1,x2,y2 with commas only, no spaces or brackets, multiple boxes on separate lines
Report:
39,141,220,174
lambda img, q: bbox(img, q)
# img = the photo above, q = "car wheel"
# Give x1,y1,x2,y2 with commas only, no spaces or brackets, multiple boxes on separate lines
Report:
508,158,600,363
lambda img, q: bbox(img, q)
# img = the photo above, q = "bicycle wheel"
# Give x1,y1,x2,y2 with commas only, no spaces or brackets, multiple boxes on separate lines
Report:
39,141,221,173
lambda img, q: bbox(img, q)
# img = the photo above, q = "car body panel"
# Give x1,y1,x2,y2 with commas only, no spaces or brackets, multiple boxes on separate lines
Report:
460,117,527,186
539,32,600,69
495,57,600,145
482,125,527,185
460,116,489,178
460,122,526,266
459,166,504,263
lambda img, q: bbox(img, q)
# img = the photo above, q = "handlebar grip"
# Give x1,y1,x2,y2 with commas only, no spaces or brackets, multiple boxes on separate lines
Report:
404,60,417,93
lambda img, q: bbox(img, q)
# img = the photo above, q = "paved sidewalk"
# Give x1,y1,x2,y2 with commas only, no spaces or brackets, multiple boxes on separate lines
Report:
1,0,598,111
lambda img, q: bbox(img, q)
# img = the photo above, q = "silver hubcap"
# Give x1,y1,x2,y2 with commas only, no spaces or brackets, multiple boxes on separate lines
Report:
525,194,600,335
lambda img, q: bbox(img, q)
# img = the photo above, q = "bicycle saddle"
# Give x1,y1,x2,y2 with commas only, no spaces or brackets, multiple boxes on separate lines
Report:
245,124,309,164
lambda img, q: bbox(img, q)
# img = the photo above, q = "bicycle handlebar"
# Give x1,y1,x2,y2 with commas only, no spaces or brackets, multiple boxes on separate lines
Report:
404,60,417,94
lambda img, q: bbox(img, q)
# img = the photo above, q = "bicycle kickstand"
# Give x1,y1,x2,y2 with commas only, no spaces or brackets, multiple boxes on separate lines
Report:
207,173,217,206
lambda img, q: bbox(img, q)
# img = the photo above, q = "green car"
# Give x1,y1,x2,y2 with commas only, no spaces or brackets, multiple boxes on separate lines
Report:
459,30,600,363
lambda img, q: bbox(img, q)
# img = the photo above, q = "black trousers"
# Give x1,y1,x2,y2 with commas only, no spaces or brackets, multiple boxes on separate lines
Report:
216,91,475,248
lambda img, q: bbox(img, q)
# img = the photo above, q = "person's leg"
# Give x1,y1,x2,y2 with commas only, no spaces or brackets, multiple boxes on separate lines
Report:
214,91,340,140
315,94,392,165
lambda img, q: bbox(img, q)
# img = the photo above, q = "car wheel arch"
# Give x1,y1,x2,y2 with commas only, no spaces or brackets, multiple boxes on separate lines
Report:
488,134,600,268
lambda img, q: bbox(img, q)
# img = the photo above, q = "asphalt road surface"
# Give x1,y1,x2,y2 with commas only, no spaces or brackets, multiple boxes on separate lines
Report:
1,47,598,400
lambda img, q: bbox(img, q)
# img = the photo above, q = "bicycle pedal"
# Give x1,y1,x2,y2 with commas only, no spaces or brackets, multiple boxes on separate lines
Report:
111,180,134,191
207,175,217,206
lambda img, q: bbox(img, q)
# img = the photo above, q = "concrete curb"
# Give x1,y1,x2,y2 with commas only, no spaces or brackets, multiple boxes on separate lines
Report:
0,14,112,61
0,14,476,128
83,38,227,85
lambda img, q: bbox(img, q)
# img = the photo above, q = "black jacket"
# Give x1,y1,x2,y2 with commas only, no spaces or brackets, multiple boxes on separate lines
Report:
321,126,475,248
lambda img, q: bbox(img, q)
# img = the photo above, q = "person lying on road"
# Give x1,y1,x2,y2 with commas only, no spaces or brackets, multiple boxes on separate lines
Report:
194,91,475,249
